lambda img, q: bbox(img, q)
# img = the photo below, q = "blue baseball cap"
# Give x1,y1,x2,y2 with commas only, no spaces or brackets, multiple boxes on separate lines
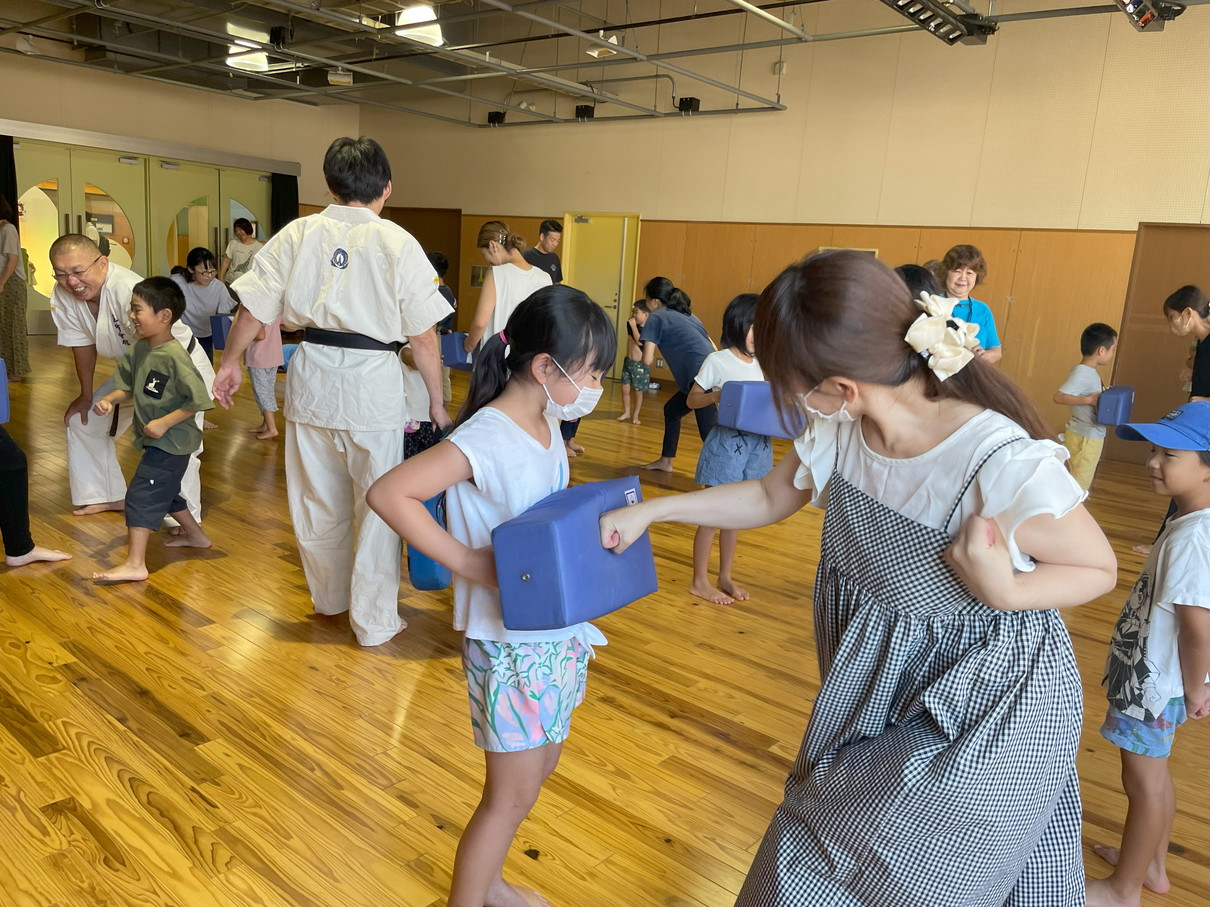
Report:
1116,400,1210,451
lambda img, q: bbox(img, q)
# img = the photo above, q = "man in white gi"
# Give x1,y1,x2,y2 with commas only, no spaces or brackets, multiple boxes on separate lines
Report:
213,137,451,648
49,235,213,521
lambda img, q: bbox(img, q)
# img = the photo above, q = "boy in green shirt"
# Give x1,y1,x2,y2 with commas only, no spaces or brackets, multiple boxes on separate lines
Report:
92,277,214,582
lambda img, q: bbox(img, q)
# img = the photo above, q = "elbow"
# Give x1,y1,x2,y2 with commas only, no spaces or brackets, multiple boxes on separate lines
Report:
365,477,389,519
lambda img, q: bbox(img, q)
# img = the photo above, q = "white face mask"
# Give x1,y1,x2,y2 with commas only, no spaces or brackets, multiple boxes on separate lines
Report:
543,357,603,420
799,387,855,424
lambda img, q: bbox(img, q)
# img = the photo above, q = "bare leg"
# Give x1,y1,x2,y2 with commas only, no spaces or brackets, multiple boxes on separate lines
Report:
257,410,279,440
616,385,632,421
6,546,72,568
163,507,212,549
632,391,643,425
716,528,749,601
688,525,733,604
450,744,561,907
93,526,152,582
1085,749,1173,906
73,500,124,516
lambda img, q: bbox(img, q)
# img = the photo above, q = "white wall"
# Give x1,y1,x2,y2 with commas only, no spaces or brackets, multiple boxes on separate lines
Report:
362,2,1210,230
0,54,358,203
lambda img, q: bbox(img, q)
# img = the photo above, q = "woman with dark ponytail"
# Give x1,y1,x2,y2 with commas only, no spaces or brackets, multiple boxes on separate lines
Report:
637,276,718,472
368,285,615,907
604,250,1118,905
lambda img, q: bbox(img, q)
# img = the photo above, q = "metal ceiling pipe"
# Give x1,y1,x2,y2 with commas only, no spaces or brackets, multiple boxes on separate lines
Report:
477,0,786,109
721,0,812,40
481,104,784,128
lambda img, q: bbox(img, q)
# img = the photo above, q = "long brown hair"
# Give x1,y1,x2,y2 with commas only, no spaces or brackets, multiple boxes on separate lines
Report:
475,220,526,252
755,250,1054,441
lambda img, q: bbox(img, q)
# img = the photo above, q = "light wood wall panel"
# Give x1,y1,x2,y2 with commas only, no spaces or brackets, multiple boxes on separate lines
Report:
918,227,1022,338
456,215,545,333
1001,230,1136,434
1104,223,1210,464
679,223,757,343
381,206,462,303
750,224,836,293
830,226,920,270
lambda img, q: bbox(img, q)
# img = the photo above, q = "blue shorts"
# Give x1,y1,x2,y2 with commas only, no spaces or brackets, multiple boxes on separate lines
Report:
694,425,772,486
1100,697,1187,758
125,446,190,530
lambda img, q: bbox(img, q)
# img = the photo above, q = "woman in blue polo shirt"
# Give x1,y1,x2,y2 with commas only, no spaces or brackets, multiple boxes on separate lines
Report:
939,244,1003,365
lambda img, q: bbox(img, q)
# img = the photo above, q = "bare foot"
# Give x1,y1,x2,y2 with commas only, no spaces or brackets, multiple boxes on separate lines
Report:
203,419,219,431
6,546,73,567
256,429,279,440
164,531,212,549
1083,876,1140,907
616,412,632,422
92,563,149,583
564,444,579,458
1130,545,1152,557
248,425,268,434
631,417,641,425
718,578,750,601
568,440,584,454
640,457,673,472
72,501,124,516
1092,844,1169,894
485,877,553,907
689,577,734,605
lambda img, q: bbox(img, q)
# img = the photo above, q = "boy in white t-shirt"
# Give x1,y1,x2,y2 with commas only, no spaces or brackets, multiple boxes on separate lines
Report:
1053,322,1117,491
1087,401,1210,907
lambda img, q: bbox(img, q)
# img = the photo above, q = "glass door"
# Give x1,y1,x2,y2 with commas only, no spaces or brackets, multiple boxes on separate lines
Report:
219,167,273,250
149,158,220,275
14,141,71,333
67,148,149,278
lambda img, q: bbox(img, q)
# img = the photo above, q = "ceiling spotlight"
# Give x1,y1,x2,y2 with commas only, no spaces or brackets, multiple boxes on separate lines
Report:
15,34,36,55
395,4,444,46
517,101,537,111
487,110,506,126
575,105,595,120
880,0,997,44
328,68,353,86
586,32,620,58
1114,0,1184,31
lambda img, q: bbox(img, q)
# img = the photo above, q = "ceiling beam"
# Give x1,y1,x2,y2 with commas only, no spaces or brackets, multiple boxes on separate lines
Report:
720,0,812,40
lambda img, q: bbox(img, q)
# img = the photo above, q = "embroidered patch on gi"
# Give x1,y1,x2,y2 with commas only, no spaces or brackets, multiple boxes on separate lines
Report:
331,248,349,269
142,370,169,399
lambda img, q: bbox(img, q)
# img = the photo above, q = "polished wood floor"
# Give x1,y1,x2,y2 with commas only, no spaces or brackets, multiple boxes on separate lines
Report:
0,336,1206,907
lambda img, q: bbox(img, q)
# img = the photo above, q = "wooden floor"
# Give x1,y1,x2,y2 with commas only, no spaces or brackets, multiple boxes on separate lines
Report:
0,336,1206,907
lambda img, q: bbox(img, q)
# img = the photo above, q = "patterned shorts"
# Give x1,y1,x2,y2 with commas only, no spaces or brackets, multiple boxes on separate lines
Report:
462,636,590,753
620,357,650,391
694,425,772,486
1100,697,1187,758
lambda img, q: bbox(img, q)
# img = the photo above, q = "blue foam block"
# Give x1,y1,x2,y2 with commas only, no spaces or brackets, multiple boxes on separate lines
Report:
0,357,8,424
1097,386,1135,425
718,380,805,441
492,476,658,631
408,494,452,591
441,332,474,371
210,314,234,350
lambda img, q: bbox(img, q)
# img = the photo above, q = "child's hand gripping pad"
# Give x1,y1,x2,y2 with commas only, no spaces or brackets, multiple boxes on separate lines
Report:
492,476,658,631
1096,386,1135,426
441,332,474,371
718,380,805,441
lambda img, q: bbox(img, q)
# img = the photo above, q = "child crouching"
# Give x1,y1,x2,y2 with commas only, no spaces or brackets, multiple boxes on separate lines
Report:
92,277,213,582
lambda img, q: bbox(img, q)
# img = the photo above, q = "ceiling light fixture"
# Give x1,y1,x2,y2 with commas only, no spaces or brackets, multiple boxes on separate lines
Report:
586,33,620,58
395,4,444,46
226,21,270,71
1114,0,1185,31
328,68,353,86
877,0,997,45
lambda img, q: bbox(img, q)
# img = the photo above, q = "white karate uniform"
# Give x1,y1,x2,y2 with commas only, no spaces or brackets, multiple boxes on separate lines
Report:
50,262,215,521
232,204,452,647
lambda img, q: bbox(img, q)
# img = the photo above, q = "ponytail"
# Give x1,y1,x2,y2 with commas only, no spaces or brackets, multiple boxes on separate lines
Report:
643,275,692,314
476,220,526,253
455,285,617,428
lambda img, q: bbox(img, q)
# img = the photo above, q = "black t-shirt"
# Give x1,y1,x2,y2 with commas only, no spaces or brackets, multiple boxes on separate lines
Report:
522,248,562,284
1191,335,1210,399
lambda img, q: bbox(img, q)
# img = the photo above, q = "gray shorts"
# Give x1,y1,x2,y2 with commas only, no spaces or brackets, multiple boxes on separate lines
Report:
694,425,772,486
125,446,191,530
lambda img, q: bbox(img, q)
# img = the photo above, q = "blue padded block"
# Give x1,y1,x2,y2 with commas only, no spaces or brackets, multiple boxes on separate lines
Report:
1097,386,1135,425
718,380,805,441
441,331,474,371
210,314,234,350
492,476,658,631
408,494,452,591
0,358,8,424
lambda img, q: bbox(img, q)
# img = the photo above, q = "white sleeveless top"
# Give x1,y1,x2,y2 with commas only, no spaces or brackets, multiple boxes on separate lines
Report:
485,262,552,342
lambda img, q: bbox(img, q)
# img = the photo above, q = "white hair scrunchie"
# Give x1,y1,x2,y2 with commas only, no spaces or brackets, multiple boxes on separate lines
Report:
904,292,981,381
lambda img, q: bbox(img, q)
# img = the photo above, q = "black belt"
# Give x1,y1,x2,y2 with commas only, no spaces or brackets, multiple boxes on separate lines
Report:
302,327,402,354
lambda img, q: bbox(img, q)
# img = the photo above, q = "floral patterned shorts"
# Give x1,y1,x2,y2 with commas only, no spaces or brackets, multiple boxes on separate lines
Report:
462,636,590,753
1101,697,1187,758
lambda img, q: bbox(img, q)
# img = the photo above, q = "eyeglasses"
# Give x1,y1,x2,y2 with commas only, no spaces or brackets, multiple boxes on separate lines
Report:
193,267,217,275
52,255,103,283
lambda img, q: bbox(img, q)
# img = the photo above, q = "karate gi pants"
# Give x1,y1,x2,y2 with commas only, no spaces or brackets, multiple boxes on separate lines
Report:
284,421,405,647
66,377,204,522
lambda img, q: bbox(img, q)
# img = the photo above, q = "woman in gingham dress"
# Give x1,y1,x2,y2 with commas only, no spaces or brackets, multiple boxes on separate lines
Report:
602,252,1118,906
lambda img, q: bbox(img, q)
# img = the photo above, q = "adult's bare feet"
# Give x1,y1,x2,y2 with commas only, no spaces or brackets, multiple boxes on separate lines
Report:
568,440,584,454
72,501,124,516
640,457,673,472
92,563,149,583
6,546,72,567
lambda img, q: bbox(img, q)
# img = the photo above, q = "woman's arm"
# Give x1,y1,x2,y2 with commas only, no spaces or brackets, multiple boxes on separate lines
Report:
946,505,1117,611
465,269,497,352
686,381,720,410
0,252,18,291
217,255,232,283
367,442,495,586
1176,604,1210,720
601,450,811,554
641,341,658,368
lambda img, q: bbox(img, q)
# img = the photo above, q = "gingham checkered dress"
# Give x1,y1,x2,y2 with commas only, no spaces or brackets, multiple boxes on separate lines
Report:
736,439,1085,907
